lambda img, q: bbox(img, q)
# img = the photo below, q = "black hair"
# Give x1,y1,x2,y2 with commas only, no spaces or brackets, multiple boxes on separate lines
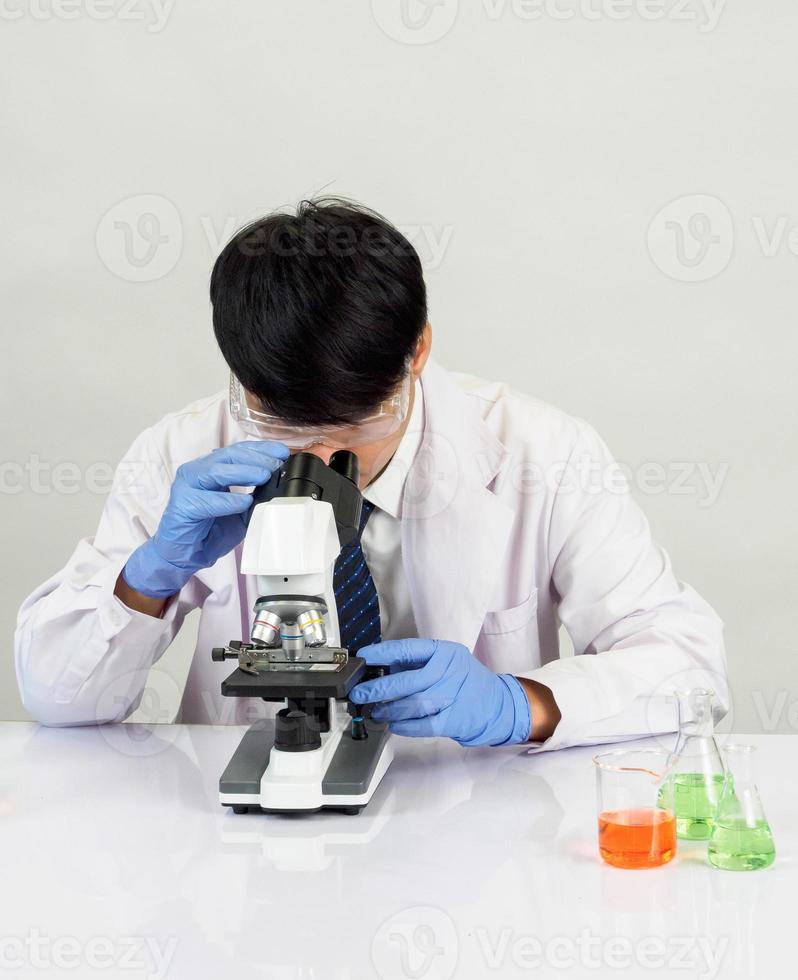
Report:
210,197,428,426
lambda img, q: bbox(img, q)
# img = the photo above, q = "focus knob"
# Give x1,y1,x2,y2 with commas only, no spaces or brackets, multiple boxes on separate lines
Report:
274,708,322,753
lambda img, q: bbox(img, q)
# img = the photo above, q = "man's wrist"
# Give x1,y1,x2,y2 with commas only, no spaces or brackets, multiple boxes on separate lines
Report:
114,571,170,619
514,676,561,742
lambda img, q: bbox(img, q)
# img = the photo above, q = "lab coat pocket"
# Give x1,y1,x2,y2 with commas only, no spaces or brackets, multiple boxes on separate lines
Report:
481,589,538,635
476,589,540,673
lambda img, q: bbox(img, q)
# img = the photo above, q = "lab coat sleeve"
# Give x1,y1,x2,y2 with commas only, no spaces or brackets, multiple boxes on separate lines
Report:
521,420,728,751
14,427,207,726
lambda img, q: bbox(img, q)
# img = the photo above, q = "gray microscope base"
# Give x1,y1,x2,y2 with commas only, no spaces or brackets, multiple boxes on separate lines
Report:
219,719,391,814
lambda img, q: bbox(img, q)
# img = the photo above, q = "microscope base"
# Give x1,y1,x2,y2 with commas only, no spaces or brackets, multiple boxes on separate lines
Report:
219,715,393,814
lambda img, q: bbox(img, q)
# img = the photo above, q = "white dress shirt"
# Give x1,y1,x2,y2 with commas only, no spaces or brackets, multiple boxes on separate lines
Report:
361,379,423,642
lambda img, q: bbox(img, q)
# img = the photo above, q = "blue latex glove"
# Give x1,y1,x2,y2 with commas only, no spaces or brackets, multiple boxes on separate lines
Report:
122,440,289,599
350,638,531,746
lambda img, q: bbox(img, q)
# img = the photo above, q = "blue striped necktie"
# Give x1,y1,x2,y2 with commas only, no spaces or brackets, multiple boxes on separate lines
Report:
333,498,381,654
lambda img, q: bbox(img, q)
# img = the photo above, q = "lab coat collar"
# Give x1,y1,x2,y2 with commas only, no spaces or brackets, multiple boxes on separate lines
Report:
403,358,516,652
363,378,424,520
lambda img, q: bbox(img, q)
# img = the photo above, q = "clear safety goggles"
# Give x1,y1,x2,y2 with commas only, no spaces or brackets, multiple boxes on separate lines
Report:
229,371,412,449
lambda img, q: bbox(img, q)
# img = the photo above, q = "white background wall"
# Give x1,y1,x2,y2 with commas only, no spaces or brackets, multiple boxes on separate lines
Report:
2,0,796,731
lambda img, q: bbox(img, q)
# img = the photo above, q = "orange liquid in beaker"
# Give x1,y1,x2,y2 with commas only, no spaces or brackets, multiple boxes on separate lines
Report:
598,808,676,869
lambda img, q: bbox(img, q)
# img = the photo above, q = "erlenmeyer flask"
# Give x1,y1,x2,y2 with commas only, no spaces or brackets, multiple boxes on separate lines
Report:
664,688,725,839
708,744,776,871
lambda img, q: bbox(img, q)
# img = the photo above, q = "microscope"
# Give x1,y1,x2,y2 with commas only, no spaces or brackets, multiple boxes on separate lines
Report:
211,450,393,814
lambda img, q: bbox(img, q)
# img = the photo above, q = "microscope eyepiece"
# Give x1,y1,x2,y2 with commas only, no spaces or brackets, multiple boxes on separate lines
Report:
329,450,359,486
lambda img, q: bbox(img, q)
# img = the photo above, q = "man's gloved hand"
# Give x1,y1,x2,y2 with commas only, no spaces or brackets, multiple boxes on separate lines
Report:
349,638,532,746
122,440,289,599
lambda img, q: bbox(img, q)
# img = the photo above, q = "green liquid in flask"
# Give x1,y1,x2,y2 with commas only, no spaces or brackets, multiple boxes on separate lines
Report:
708,818,776,871
659,773,725,840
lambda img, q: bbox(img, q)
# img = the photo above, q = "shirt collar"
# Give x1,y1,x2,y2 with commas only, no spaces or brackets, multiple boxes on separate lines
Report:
363,378,424,520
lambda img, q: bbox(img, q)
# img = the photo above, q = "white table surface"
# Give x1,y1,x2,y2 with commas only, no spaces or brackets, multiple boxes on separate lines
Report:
1,722,794,979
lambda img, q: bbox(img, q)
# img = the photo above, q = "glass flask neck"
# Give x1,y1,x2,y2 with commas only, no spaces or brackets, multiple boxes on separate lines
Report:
677,688,715,738
724,743,756,790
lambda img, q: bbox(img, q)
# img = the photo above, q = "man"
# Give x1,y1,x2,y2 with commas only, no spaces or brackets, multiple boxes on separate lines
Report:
15,199,727,749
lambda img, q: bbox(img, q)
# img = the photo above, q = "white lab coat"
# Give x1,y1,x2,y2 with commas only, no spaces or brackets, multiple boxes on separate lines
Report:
15,359,728,748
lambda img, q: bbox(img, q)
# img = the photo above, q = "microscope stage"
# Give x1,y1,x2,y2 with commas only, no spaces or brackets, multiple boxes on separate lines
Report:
220,656,367,700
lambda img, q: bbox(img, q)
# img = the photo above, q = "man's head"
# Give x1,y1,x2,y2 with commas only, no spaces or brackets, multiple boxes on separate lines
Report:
211,198,431,483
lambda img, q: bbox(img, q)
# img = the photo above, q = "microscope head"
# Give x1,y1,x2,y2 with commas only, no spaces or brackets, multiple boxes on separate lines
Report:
239,451,363,653
243,450,362,573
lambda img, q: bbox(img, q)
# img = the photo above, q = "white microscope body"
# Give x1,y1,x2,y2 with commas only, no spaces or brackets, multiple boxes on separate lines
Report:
212,451,393,815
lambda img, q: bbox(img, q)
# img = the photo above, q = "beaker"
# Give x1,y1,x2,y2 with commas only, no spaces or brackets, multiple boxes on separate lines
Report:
708,744,776,871
664,688,726,839
594,749,676,869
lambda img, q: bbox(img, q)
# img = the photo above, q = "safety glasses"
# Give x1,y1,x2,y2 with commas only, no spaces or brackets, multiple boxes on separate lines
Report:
229,371,412,450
